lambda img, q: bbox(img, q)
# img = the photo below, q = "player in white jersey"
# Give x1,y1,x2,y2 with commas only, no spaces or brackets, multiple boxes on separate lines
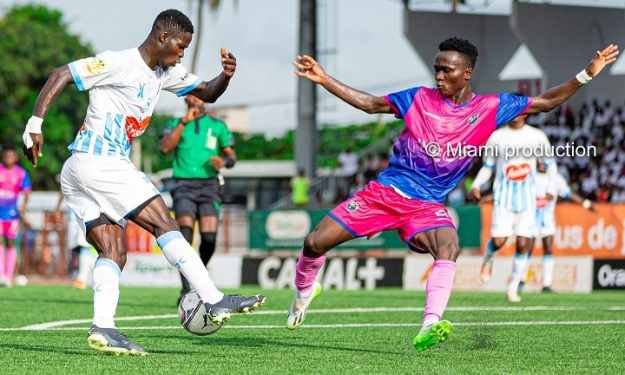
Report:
468,113,557,302
21,10,265,356
520,161,595,293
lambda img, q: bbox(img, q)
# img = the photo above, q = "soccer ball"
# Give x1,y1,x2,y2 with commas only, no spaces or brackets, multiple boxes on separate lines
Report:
178,290,223,336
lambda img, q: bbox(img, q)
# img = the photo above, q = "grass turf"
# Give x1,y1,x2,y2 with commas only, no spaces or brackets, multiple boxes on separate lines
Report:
1,285,624,374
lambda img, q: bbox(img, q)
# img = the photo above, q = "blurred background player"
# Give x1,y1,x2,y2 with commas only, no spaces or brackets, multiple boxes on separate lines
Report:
469,113,557,302
288,37,618,351
519,161,596,293
160,94,236,305
290,169,311,208
55,192,96,290
0,146,31,287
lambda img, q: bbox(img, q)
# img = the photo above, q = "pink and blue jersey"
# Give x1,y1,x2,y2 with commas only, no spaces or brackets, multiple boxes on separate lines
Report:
381,87,531,203
0,165,32,220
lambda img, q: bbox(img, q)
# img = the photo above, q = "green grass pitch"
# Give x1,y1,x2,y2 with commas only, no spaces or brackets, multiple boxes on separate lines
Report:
1,285,624,374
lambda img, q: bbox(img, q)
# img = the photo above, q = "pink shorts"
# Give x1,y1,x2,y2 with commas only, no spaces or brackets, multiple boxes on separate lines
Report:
0,219,20,239
329,181,455,253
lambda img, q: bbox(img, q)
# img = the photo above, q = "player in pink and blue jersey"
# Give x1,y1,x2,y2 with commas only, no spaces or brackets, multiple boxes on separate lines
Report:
0,147,31,287
286,37,619,351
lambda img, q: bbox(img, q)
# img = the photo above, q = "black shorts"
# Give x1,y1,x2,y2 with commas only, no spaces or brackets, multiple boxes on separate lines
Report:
172,178,221,220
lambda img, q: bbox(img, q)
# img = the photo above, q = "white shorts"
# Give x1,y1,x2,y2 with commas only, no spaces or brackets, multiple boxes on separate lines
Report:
490,205,535,238
535,207,556,238
60,152,160,236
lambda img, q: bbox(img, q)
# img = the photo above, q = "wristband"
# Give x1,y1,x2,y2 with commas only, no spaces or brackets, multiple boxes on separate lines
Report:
582,199,592,209
23,116,43,148
575,69,593,85
179,119,188,126
223,157,235,168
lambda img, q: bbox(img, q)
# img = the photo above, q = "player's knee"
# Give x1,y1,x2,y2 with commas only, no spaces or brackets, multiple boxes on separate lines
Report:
436,240,460,261
180,226,194,244
491,238,507,249
303,233,324,257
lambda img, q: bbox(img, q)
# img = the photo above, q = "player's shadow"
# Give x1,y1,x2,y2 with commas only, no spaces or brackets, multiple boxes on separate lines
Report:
0,343,102,356
146,334,406,356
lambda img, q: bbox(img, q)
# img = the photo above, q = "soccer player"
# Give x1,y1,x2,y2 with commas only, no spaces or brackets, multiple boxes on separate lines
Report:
55,192,96,290
22,9,265,356
468,112,556,303
287,37,618,351
521,161,595,293
159,95,236,305
0,147,31,287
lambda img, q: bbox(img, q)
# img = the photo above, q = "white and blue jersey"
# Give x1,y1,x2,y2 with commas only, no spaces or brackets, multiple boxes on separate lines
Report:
67,48,202,158
482,125,554,212
535,172,571,237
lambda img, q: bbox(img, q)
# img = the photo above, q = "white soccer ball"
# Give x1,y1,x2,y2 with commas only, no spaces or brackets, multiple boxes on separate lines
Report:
14,275,28,286
178,290,222,336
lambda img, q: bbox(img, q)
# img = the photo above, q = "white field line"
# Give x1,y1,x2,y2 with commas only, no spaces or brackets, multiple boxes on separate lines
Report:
7,305,625,331
3,320,625,332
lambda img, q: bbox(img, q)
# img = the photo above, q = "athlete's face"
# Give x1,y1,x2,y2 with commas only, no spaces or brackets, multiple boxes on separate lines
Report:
2,150,17,168
159,32,192,69
433,51,472,98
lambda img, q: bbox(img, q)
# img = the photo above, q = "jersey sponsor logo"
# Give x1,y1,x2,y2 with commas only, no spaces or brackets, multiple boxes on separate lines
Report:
505,163,531,181
346,199,361,212
181,72,190,81
125,116,152,144
85,58,106,75
468,114,479,125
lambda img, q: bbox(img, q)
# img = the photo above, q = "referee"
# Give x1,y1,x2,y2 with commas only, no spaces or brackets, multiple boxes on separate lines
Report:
160,95,236,304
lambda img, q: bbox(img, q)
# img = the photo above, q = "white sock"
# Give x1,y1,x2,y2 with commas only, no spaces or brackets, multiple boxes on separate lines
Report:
92,258,120,329
508,253,528,294
77,247,95,285
543,255,554,287
157,231,223,304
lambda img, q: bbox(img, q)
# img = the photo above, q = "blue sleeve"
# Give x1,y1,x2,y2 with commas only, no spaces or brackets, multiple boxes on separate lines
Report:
495,93,531,128
384,87,421,119
21,171,32,191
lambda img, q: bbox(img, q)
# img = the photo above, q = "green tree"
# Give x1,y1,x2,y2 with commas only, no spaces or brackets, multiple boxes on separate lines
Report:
0,5,94,189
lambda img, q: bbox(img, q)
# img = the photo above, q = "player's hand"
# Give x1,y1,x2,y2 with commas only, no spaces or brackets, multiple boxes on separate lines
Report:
293,55,326,84
220,47,236,78
209,156,226,170
466,187,481,202
586,44,619,77
23,133,43,167
182,106,201,123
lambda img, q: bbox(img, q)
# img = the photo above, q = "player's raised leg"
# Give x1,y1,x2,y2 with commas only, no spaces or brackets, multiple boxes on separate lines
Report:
412,227,458,351
287,216,354,330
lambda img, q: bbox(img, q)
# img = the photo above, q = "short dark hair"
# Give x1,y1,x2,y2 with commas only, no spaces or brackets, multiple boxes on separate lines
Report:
438,37,478,69
152,9,194,38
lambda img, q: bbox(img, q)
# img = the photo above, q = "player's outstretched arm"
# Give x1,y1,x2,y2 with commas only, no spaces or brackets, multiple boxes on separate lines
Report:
191,47,236,103
24,65,74,167
293,55,392,115
528,44,619,114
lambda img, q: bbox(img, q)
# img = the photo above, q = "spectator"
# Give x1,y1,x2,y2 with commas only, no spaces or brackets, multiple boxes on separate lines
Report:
290,169,311,208
337,146,360,196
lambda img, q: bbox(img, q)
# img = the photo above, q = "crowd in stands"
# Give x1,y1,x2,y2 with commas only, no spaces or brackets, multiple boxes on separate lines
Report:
341,99,625,207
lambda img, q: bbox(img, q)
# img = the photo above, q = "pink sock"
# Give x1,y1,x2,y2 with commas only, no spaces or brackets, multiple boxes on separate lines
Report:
294,251,326,292
0,245,5,277
423,260,457,322
5,247,16,280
